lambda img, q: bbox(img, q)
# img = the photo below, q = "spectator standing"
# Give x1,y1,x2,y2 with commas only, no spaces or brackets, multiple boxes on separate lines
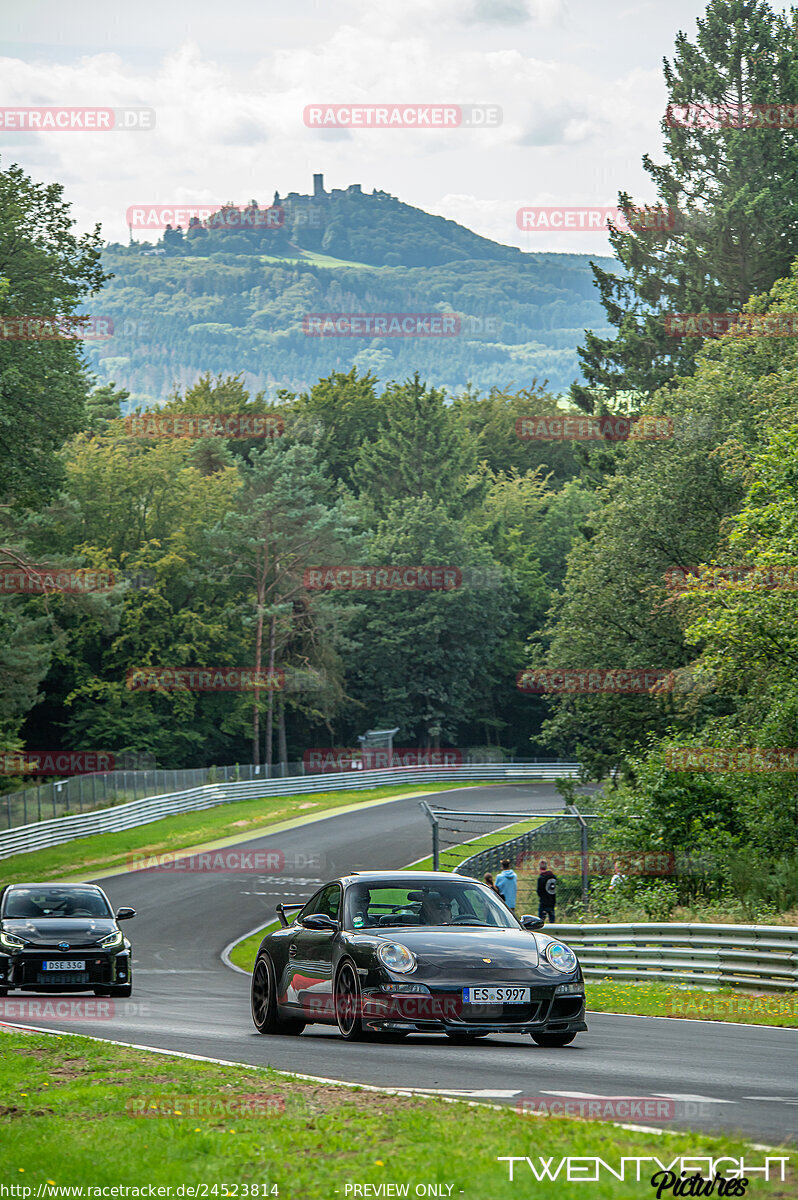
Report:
484,872,502,898
609,860,626,890
536,859,557,923
494,859,518,914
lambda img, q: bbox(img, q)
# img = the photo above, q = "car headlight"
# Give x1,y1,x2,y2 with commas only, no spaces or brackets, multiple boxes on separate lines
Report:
545,942,578,973
0,930,25,951
99,931,124,950
377,942,417,974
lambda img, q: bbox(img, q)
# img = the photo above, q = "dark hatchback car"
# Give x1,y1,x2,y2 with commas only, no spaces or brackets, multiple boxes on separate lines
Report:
0,883,135,996
251,871,587,1045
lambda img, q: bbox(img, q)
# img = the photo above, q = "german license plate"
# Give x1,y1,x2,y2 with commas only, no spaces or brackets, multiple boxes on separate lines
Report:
463,986,530,1004
42,960,85,971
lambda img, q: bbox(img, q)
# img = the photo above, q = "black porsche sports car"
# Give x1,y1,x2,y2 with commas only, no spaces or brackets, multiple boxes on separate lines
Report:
0,883,135,996
250,871,587,1044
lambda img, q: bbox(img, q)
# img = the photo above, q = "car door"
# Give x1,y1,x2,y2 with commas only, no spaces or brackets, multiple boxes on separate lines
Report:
284,883,342,1021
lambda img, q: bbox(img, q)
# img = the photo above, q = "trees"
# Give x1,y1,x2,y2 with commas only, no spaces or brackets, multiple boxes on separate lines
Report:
574,0,798,410
0,160,109,506
209,440,362,765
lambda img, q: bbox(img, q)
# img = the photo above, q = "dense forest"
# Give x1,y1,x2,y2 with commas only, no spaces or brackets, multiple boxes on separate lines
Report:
2,0,798,916
85,244,615,402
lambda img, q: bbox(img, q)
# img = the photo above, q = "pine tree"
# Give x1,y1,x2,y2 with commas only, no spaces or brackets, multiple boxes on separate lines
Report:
574,0,798,411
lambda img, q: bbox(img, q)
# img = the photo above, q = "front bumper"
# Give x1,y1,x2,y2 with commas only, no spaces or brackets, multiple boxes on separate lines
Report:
0,950,131,992
359,984,587,1035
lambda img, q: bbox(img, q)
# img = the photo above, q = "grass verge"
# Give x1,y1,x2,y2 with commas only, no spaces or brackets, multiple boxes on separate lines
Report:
585,979,798,1027
0,782,476,886
1,1029,791,1199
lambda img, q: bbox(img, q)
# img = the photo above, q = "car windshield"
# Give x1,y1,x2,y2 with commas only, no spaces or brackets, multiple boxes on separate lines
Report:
3,888,112,919
344,881,518,930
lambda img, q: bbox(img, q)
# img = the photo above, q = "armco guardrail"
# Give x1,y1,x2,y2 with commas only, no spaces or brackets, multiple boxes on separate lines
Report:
0,763,579,862
554,922,798,993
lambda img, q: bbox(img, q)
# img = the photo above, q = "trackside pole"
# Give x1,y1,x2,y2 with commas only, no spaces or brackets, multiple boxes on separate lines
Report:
567,803,589,907
418,800,440,870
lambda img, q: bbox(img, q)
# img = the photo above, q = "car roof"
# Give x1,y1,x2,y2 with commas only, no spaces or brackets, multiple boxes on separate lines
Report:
5,882,104,890
340,871,482,885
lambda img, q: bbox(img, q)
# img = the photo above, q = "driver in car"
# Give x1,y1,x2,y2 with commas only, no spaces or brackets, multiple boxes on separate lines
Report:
420,891,453,925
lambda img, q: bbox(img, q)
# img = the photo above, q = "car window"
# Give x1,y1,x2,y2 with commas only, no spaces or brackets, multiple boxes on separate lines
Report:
344,881,516,929
3,888,111,919
299,884,341,922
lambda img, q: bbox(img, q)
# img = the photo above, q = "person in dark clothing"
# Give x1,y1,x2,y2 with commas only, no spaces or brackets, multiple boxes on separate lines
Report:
536,859,557,923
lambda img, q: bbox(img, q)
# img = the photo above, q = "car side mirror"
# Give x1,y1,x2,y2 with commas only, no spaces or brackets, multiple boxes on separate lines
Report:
115,907,136,921
520,915,544,931
301,913,338,931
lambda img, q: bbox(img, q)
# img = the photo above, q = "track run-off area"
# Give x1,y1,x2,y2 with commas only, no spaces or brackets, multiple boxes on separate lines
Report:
1,783,795,1146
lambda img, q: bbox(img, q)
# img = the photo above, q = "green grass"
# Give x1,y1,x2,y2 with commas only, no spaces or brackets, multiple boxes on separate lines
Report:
0,782,476,886
228,920,280,971
258,249,380,269
585,979,798,1027
2,1029,791,1199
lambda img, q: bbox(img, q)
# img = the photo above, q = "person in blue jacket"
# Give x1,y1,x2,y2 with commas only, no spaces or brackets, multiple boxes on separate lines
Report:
494,858,518,914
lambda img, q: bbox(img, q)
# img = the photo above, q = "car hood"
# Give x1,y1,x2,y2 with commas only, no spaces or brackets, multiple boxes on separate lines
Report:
2,918,117,947
362,926,541,968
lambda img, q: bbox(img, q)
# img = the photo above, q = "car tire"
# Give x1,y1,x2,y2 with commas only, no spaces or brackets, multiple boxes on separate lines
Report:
334,959,366,1041
0,987,7,996
532,1031,576,1047
251,953,305,1036
445,1032,489,1043
110,984,132,998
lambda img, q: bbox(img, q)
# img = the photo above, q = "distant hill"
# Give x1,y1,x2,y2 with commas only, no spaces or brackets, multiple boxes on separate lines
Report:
87,177,615,402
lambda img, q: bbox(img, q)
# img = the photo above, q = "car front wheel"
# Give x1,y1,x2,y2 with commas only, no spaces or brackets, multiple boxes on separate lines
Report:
335,960,366,1041
532,1031,576,1047
251,954,305,1036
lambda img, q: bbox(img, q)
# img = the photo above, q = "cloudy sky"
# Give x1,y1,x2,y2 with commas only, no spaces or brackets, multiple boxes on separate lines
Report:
1,0,792,254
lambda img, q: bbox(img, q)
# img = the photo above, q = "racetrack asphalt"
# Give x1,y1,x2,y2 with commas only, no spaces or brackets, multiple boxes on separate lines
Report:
2,782,796,1146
